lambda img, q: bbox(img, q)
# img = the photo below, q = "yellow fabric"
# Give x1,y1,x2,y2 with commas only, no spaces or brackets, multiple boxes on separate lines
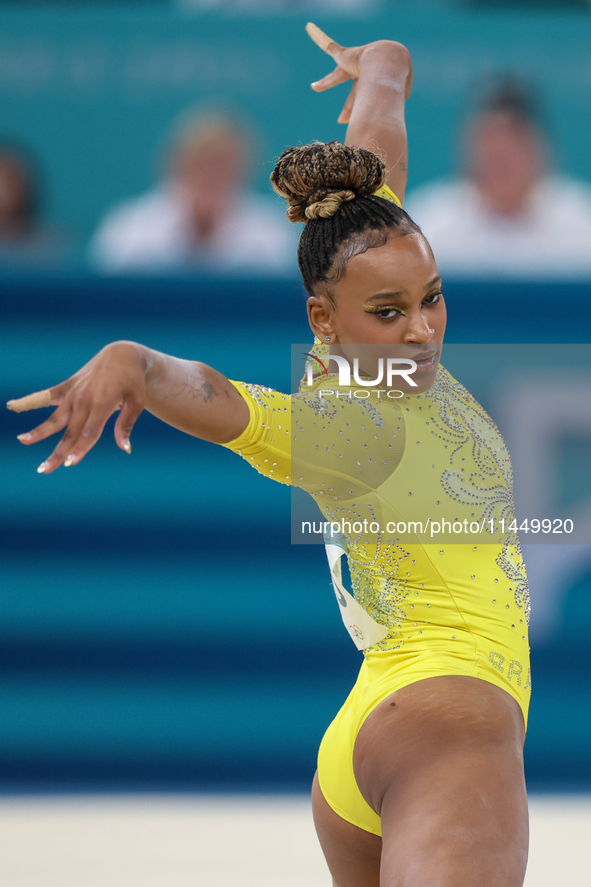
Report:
374,183,402,207
222,368,530,837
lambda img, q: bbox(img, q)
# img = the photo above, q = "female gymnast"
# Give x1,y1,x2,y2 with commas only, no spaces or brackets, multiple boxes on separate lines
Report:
8,24,530,887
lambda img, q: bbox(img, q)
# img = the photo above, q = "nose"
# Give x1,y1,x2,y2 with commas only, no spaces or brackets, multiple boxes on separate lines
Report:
401,310,434,344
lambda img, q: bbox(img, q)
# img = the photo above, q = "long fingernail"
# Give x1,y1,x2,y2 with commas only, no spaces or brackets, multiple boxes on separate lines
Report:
123,440,131,454
64,455,76,467
17,433,32,442
37,462,47,474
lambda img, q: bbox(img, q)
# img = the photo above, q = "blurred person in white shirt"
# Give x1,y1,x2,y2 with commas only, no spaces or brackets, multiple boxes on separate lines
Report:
90,110,297,275
405,78,591,278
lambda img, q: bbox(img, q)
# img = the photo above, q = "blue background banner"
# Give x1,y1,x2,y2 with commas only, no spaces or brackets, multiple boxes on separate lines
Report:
2,274,591,791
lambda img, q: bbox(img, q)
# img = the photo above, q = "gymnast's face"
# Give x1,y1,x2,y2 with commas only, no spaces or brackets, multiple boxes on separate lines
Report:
307,232,447,391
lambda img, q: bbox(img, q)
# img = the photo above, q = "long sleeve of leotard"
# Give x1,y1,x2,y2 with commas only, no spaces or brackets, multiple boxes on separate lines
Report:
222,379,406,499
222,381,293,485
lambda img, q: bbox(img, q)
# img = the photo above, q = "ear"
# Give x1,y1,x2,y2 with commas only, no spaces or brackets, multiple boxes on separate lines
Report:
307,295,335,341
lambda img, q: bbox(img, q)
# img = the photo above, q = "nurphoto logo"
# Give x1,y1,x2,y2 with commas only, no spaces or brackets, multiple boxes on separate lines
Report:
303,351,419,399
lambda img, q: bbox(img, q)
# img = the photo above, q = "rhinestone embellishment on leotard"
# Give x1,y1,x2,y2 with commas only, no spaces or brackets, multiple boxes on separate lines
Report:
423,368,531,621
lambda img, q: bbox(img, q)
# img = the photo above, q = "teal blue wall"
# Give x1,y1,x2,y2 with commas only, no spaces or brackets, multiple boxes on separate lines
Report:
1,4,590,238
1,274,591,791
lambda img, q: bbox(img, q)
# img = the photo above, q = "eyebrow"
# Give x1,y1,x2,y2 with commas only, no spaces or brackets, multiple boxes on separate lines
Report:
364,276,443,303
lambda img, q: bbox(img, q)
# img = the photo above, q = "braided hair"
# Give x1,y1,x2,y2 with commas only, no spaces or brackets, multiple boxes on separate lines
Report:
270,141,421,300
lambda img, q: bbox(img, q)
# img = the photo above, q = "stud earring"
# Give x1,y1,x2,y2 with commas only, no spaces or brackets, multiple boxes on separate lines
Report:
325,336,331,342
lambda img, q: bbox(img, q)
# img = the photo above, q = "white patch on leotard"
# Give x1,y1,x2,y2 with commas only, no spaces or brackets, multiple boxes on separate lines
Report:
325,534,390,651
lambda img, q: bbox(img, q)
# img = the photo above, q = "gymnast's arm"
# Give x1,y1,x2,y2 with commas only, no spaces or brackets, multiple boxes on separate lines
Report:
7,341,250,474
307,23,413,202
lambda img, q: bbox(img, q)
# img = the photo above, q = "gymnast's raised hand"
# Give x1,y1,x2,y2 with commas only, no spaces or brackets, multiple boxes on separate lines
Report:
306,22,412,202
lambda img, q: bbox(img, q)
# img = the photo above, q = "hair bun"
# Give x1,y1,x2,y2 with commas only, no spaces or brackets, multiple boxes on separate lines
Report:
305,188,356,220
270,141,386,223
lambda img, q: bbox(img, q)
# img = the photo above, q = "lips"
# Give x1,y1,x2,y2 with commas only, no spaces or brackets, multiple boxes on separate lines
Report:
408,350,438,364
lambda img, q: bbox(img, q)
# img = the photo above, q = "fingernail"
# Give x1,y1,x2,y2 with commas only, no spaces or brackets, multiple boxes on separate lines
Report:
37,462,47,474
64,455,76,467
123,441,131,454
311,81,318,87
17,433,32,442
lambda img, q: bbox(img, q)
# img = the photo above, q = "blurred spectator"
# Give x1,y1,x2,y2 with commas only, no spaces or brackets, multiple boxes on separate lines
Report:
0,142,65,263
90,110,297,275
405,78,591,278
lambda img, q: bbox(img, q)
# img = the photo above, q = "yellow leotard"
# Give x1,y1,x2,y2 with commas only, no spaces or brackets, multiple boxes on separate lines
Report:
222,364,530,836
220,186,530,837
374,184,402,206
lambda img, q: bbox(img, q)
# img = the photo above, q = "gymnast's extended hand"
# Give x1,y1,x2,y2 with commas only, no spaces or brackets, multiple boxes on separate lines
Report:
306,22,413,203
7,342,249,474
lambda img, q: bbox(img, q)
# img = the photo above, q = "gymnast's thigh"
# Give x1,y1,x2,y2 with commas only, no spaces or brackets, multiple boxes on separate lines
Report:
317,683,383,838
352,676,528,887
311,772,381,887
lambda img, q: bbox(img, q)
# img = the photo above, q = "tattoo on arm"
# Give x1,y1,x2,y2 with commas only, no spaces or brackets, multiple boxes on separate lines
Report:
186,379,217,402
175,375,232,403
